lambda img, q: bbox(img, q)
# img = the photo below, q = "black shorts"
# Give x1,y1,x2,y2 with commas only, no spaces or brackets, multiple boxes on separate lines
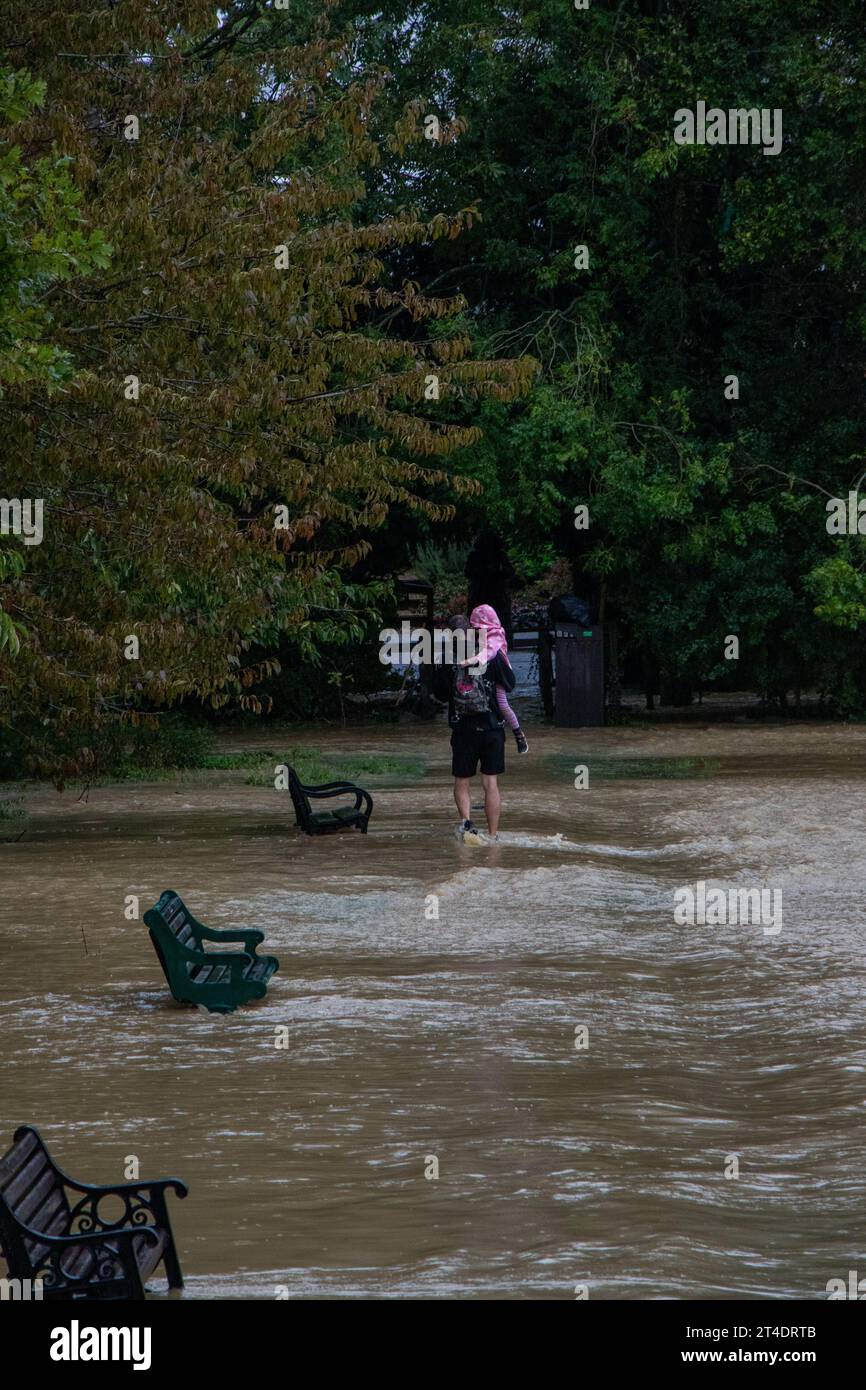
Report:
451,725,505,778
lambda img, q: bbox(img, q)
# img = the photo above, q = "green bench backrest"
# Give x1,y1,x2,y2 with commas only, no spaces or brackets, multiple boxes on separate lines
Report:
144,892,204,989
286,768,312,829
152,891,197,945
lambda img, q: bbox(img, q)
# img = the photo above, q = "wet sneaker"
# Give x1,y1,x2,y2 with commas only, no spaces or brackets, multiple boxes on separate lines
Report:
515,730,529,754
468,828,501,845
455,819,481,843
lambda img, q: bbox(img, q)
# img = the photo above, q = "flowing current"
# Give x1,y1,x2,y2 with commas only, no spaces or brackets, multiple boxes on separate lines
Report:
2,719,865,1299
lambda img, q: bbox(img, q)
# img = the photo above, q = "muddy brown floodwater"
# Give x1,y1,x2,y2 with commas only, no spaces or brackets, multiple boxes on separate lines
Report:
2,719,866,1299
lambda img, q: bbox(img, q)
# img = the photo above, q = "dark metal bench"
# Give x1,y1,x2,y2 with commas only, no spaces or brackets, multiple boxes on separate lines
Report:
0,1125,186,1300
288,766,373,835
144,889,279,1015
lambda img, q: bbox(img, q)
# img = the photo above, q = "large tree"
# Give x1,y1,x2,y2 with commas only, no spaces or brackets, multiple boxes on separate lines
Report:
0,65,110,660
0,1,532,774
333,0,866,707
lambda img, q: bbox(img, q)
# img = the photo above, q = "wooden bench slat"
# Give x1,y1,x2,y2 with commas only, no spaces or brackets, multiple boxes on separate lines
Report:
51,1228,167,1285
0,1148,55,1211
0,1133,46,1191
14,1165,63,1227
0,1129,39,1182
133,1229,167,1279
26,1203,72,1264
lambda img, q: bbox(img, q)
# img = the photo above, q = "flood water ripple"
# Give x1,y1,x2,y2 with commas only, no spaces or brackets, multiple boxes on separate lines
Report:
1,721,865,1298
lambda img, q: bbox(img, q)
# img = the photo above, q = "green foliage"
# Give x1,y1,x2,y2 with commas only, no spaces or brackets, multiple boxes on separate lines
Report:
0,67,110,394
4,1,866,733
244,746,425,786
195,746,424,782
806,554,866,631
0,710,214,782
411,539,470,607
0,607,23,655
0,8,531,776
0,793,26,840
333,0,866,710
255,614,398,721
0,67,111,666
108,717,215,776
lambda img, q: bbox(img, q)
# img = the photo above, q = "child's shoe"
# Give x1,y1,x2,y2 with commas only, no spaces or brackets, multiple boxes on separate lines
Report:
515,729,529,754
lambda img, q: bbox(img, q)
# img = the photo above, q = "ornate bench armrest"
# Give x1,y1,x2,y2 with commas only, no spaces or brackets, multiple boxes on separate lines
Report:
25,1223,162,1294
66,1175,187,1200
59,1223,160,1248
14,1214,161,1249
65,1179,187,1230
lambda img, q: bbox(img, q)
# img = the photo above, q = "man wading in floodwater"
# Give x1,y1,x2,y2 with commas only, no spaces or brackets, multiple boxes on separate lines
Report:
434,608,525,845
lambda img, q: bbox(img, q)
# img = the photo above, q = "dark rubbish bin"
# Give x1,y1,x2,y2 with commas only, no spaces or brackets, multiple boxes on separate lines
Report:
553,622,604,727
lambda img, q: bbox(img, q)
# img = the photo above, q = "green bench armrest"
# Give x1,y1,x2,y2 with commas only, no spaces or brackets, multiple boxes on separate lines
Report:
304,785,372,817
165,936,251,969
302,780,361,793
304,783,360,798
194,925,264,947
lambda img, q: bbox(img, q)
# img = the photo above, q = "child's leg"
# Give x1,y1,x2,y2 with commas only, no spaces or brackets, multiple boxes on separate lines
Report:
495,685,520,730
495,685,527,752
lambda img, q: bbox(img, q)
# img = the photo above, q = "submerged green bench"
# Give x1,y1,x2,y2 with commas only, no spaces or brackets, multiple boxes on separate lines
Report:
0,1125,186,1300
144,890,279,1015
288,766,373,835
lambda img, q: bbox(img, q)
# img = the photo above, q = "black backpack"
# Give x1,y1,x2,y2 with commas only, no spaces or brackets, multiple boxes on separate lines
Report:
451,663,496,725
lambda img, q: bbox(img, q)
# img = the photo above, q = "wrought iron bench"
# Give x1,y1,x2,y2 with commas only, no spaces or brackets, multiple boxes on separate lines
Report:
0,1125,186,1301
287,766,373,834
144,889,279,1015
